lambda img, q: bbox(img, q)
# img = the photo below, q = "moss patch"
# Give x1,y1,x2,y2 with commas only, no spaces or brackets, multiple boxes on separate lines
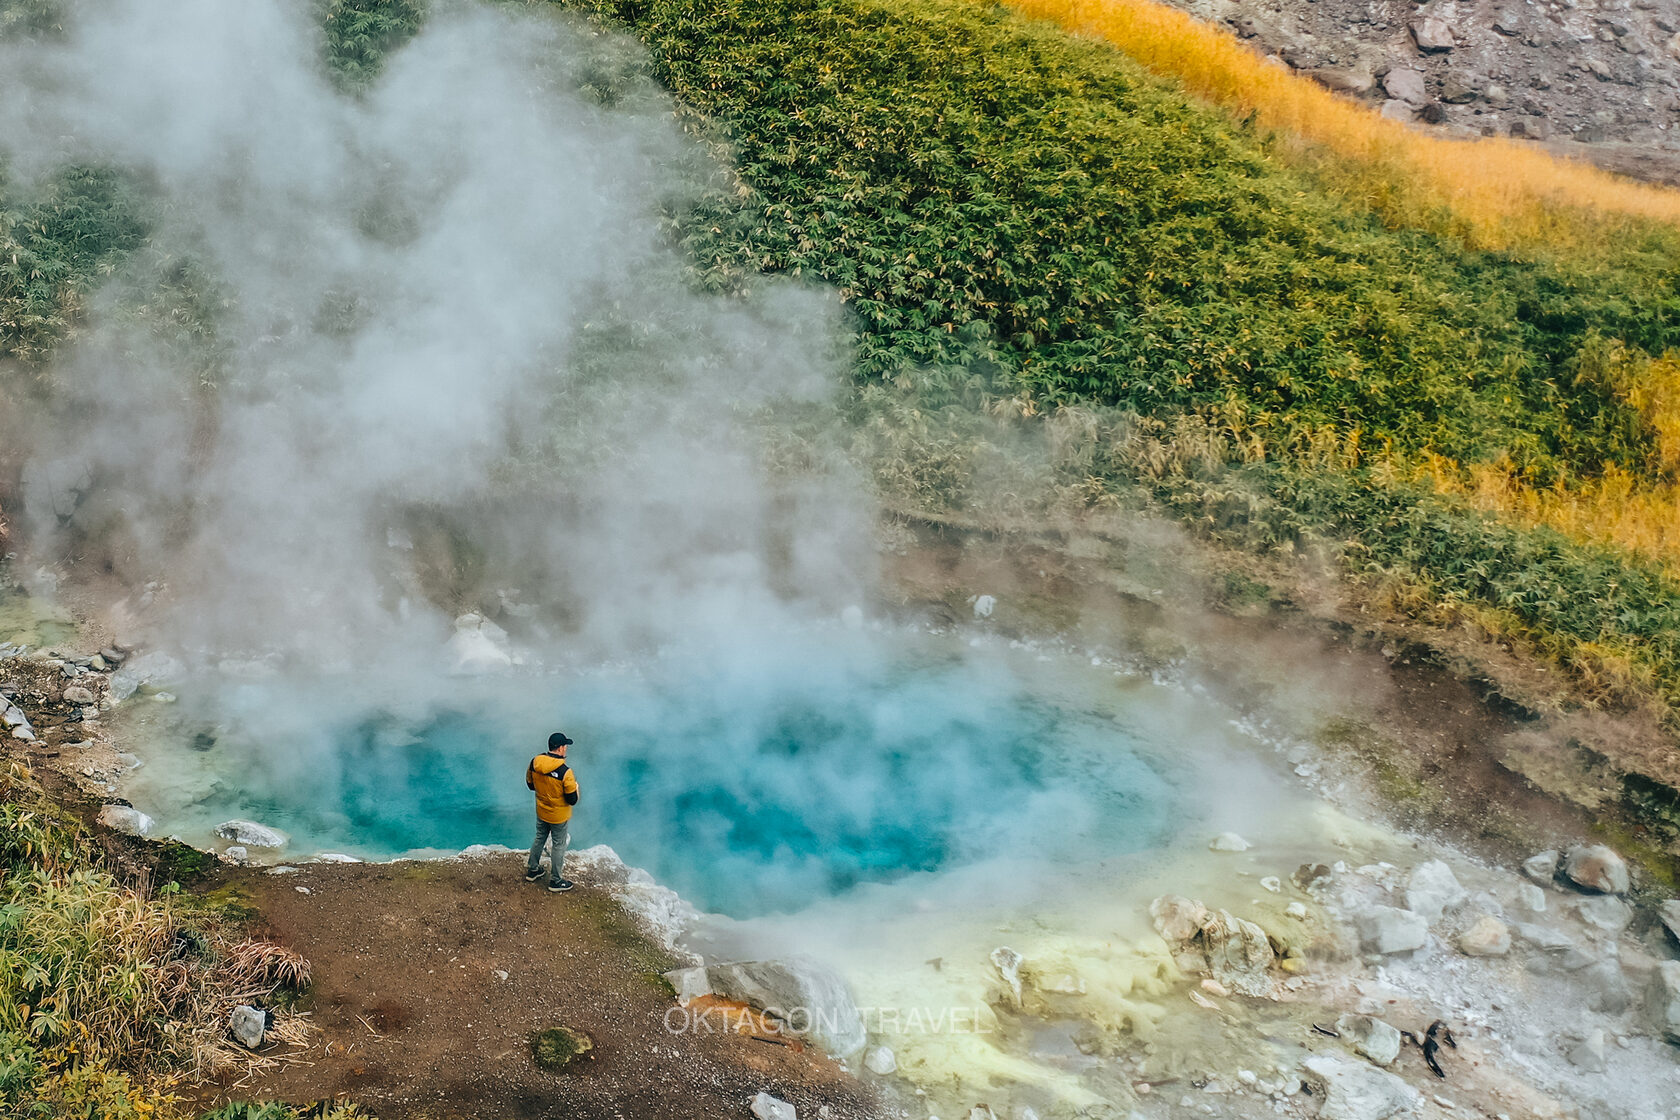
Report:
531,1025,594,1070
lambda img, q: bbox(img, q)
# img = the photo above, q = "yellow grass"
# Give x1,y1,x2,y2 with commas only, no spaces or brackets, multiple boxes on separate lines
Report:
997,0,1680,249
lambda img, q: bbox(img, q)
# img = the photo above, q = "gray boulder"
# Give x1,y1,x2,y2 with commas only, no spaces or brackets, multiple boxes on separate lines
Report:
97,804,154,838
1659,900,1680,946
1562,845,1630,894
1584,959,1634,1014
1654,961,1680,1044
1335,1013,1403,1066
1523,849,1560,885
1356,906,1429,955
1379,99,1417,121
1576,896,1633,934
1405,860,1467,923
707,958,865,1058
229,1005,266,1049
1301,1054,1420,1120
1381,67,1428,104
215,819,289,849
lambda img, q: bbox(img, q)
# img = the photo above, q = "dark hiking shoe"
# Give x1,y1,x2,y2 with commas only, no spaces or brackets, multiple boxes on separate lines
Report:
524,869,544,882
548,879,574,893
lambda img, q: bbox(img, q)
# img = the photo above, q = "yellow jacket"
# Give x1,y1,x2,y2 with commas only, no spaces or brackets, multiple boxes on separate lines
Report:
526,753,580,824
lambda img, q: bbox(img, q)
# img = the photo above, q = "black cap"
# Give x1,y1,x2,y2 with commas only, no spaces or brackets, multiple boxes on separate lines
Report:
548,731,573,750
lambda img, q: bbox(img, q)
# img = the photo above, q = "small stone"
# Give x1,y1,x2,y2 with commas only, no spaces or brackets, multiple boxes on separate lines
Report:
1523,851,1560,884
1209,832,1252,852
1440,76,1481,103
1335,1013,1404,1066
1406,860,1468,923
1261,876,1282,893
971,595,996,619
88,654,107,671
1419,101,1449,124
1513,922,1573,952
747,1095,797,1120
1286,901,1308,920
1312,67,1376,94
1411,16,1456,51
229,1005,266,1049
1516,883,1547,912
152,691,176,703
1355,906,1429,955
224,846,249,864
864,1045,897,1075
1567,1029,1607,1073
1562,845,1629,894
1457,915,1512,957
1576,896,1633,933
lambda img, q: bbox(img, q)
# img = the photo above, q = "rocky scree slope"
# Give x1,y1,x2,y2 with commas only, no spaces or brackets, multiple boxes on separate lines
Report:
1164,0,1680,181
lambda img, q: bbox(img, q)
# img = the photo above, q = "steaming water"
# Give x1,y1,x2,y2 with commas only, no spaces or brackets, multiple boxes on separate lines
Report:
116,628,1220,917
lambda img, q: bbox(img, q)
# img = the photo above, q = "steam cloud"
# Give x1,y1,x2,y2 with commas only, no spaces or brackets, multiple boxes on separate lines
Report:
3,0,866,663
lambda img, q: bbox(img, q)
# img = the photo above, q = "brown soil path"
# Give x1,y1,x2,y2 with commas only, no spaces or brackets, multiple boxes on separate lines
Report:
198,855,881,1120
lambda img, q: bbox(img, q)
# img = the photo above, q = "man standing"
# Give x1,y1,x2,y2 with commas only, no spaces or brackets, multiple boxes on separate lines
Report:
525,731,580,892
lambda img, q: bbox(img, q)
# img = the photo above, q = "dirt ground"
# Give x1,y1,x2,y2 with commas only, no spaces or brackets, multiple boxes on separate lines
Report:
192,856,882,1120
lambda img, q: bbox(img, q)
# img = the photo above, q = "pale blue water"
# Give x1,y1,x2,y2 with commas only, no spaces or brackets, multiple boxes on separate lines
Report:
133,636,1189,917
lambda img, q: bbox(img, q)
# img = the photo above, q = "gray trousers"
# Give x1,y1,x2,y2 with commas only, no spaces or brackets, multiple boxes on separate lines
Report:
527,819,570,884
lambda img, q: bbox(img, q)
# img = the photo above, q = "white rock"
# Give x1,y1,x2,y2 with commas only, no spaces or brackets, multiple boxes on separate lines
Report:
1209,832,1252,852
664,966,712,1006
1286,902,1308,920
1150,895,1209,942
1457,915,1512,957
229,1005,266,1049
223,846,249,864
1405,860,1467,923
1576,896,1633,934
1562,845,1630,895
971,595,996,619
707,957,867,1058
1411,15,1456,51
1355,906,1429,955
864,1045,897,1075
314,852,362,863
1260,876,1282,893
750,1092,798,1120
215,819,289,849
991,946,1024,1006
1516,883,1547,912
1335,1013,1403,1066
1567,1029,1607,1073
97,804,153,838
1301,1054,1420,1120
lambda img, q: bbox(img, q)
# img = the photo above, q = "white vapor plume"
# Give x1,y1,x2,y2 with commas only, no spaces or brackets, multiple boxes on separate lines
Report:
3,0,867,662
